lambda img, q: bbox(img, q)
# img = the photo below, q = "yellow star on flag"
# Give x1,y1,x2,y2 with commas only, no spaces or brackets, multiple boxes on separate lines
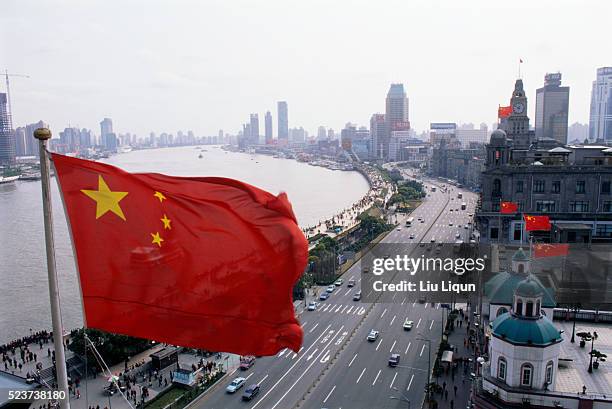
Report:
81,175,128,220
161,214,172,230
151,232,164,247
154,191,167,203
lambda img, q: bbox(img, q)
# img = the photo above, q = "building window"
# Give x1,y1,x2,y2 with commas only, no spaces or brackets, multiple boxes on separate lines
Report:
603,201,612,213
569,201,589,212
576,181,586,194
498,358,507,381
536,200,556,212
516,299,523,315
513,223,523,241
595,224,612,238
490,227,499,239
552,181,561,194
601,181,611,194
526,302,534,317
536,301,540,316
545,361,554,385
534,180,545,193
521,364,533,387
516,180,524,193
493,179,502,198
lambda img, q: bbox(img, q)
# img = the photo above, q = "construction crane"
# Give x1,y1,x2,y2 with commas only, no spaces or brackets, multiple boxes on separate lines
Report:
3,69,30,128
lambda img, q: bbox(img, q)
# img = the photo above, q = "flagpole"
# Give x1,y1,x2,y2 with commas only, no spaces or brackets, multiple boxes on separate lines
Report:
34,128,71,409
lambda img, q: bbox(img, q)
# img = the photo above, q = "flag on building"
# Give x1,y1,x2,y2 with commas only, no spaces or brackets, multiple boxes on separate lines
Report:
523,214,551,231
51,153,307,356
534,243,569,258
500,201,518,214
498,105,513,118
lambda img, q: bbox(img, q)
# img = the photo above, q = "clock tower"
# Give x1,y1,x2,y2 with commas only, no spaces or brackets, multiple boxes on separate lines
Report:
501,79,533,149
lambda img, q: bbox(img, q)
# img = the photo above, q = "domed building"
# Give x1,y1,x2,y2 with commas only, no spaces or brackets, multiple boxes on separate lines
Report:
485,248,556,320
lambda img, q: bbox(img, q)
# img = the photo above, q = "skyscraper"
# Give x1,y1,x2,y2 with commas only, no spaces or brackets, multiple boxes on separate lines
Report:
369,114,386,159
277,101,288,143
264,111,273,144
0,93,15,165
385,84,410,132
588,67,612,142
535,72,569,144
100,117,113,148
250,113,260,144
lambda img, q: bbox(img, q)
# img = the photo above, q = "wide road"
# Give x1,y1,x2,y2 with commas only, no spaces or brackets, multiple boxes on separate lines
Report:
195,170,478,409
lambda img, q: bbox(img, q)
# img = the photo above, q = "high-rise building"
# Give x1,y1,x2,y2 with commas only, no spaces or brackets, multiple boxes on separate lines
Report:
100,117,113,149
370,114,386,159
588,67,612,142
535,72,570,144
277,101,288,142
0,93,15,165
317,126,327,140
385,83,410,132
567,122,589,143
264,111,273,144
250,114,260,144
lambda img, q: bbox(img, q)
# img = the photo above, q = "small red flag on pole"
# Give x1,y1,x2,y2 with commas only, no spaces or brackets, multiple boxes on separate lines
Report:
534,243,569,258
523,214,551,231
500,201,518,214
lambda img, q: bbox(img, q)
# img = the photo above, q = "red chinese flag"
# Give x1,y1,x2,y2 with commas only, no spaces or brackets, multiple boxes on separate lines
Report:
498,106,513,118
500,201,518,214
534,243,569,258
523,214,551,231
52,153,307,356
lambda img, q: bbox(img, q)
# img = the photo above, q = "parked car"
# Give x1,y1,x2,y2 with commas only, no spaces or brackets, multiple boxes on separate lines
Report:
319,292,329,301
388,354,400,367
347,279,356,287
239,355,255,370
334,279,343,287
307,301,317,311
367,330,379,342
242,384,260,401
403,319,413,331
226,377,246,393
353,291,361,301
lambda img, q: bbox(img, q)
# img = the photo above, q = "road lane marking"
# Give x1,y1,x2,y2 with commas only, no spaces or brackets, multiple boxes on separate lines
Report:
348,353,358,367
424,302,428,309
390,340,396,353
412,301,417,307
301,321,308,328
372,369,381,386
376,338,383,351
401,297,406,305
416,318,422,328
347,306,353,314
429,319,435,330
277,348,287,357
407,374,415,391
245,373,254,381
341,305,348,314
356,368,366,384
405,342,411,354
357,307,365,315
390,372,398,389
323,385,336,404
344,289,351,296
309,323,319,333
258,374,269,384
390,315,396,326
323,304,330,312
420,344,426,357
335,304,342,313
381,308,387,318
320,350,331,363
307,348,319,360
250,325,331,409
269,326,345,409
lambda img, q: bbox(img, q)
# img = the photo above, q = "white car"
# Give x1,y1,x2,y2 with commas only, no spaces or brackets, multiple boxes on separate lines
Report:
307,301,317,311
409,234,415,239
226,377,246,393
326,285,335,293
430,238,436,243
367,330,379,342
397,227,402,231
449,222,453,226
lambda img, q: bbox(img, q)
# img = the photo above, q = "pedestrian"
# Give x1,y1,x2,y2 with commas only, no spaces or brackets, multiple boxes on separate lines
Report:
444,389,448,400
454,385,457,396
450,399,454,409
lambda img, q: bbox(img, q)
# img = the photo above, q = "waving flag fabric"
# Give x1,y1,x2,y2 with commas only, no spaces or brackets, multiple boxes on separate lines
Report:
52,153,307,356
500,201,518,214
523,214,551,231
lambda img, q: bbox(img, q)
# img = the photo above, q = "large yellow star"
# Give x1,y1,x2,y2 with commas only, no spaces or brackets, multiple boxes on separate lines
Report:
151,232,164,247
154,191,166,203
81,175,128,221
161,214,172,230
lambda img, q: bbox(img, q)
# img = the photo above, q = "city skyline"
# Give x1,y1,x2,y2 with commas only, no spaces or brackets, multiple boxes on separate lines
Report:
1,0,610,137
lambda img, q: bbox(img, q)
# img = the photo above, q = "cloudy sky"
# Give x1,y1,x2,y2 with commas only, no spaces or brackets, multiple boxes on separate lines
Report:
1,0,609,137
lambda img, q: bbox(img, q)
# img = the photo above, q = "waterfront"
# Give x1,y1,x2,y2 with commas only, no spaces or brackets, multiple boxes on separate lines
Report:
0,146,369,344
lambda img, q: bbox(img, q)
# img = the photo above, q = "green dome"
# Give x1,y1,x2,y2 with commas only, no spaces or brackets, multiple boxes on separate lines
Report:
512,248,529,262
491,313,562,346
485,272,555,307
515,276,543,298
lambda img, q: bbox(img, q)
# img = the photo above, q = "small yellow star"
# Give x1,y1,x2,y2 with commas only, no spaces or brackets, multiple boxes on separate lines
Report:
154,191,167,203
151,232,164,247
161,214,172,230
81,175,128,221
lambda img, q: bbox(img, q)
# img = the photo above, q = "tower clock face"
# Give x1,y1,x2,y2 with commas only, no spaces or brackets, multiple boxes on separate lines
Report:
513,102,525,114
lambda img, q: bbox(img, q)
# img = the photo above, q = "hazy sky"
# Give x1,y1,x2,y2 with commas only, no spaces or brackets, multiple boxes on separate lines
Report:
1,0,610,137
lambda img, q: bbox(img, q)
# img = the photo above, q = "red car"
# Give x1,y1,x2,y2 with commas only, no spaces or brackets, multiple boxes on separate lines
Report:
239,355,255,370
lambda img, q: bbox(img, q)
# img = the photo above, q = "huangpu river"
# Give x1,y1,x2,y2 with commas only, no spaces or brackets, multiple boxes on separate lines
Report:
0,146,369,343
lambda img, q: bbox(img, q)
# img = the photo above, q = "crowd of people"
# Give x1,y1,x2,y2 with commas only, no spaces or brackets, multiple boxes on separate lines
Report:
1,330,54,374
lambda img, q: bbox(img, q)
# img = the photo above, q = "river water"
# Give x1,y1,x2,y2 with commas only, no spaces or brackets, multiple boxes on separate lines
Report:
0,146,369,343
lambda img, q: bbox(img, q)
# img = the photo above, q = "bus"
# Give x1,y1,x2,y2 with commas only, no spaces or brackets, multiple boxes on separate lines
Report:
457,192,463,199
405,217,414,227
461,202,467,210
